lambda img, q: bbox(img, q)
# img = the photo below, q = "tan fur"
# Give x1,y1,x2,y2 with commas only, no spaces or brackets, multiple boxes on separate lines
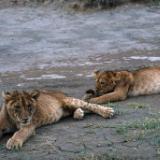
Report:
83,66,160,104
0,90,114,150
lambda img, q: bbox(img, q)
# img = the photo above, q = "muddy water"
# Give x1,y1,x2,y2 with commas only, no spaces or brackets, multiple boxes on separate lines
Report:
0,5,160,72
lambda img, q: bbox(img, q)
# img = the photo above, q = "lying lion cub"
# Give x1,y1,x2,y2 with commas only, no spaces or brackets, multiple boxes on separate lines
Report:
83,66,160,104
0,90,114,150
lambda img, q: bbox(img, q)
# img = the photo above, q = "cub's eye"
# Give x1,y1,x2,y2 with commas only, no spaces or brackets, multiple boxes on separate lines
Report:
28,104,32,113
100,81,105,85
14,106,20,113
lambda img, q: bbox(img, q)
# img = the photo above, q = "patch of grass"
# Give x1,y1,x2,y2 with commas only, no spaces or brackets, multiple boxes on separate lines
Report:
83,116,160,132
72,0,160,11
83,115,160,149
115,117,160,134
70,0,127,11
116,127,128,135
128,117,160,130
115,116,160,148
106,103,126,115
74,152,123,160
83,124,95,128
13,152,36,160
127,102,147,109
0,144,5,149
85,130,96,135
107,102,119,108
149,133,160,146
148,0,160,5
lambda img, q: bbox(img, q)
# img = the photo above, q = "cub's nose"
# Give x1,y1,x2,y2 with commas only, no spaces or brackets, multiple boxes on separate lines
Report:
22,118,28,124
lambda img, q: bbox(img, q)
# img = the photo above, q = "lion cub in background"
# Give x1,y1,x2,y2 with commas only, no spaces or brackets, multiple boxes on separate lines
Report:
0,90,114,150
83,66,160,104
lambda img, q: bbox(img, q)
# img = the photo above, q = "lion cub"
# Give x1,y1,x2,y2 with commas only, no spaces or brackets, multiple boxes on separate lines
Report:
83,66,160,104
0,90,114,150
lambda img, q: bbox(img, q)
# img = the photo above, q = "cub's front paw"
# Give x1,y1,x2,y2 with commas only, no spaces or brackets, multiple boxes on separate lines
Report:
6,138,23,150
73,108,84,120
82,89,96,101
101,107,114,119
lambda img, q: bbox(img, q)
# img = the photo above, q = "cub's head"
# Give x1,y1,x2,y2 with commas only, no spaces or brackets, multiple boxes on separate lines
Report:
2,90,40,126
94,70,119,96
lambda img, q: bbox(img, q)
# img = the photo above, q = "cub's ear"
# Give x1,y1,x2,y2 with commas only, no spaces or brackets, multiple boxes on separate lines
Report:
113,72,121,82
30,90,40,100
94,70,100,77
2,91,12,100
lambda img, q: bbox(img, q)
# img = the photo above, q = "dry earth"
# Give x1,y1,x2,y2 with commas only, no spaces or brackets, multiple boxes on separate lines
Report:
0,56,160,160
0,1,160,159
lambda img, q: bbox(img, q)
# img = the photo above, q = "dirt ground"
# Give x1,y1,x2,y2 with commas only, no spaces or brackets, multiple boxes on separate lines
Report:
0,54,160,160
0,1,160,159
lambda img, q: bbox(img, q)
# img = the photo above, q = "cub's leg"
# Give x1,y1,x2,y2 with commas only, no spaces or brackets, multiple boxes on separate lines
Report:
82,89,96,101
89,85,129,104
0,106,16,139
73,108,84,120
64,97,114,118
6,125,35,150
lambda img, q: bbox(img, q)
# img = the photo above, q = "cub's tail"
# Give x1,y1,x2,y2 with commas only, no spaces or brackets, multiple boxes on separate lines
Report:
63,97,114,118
